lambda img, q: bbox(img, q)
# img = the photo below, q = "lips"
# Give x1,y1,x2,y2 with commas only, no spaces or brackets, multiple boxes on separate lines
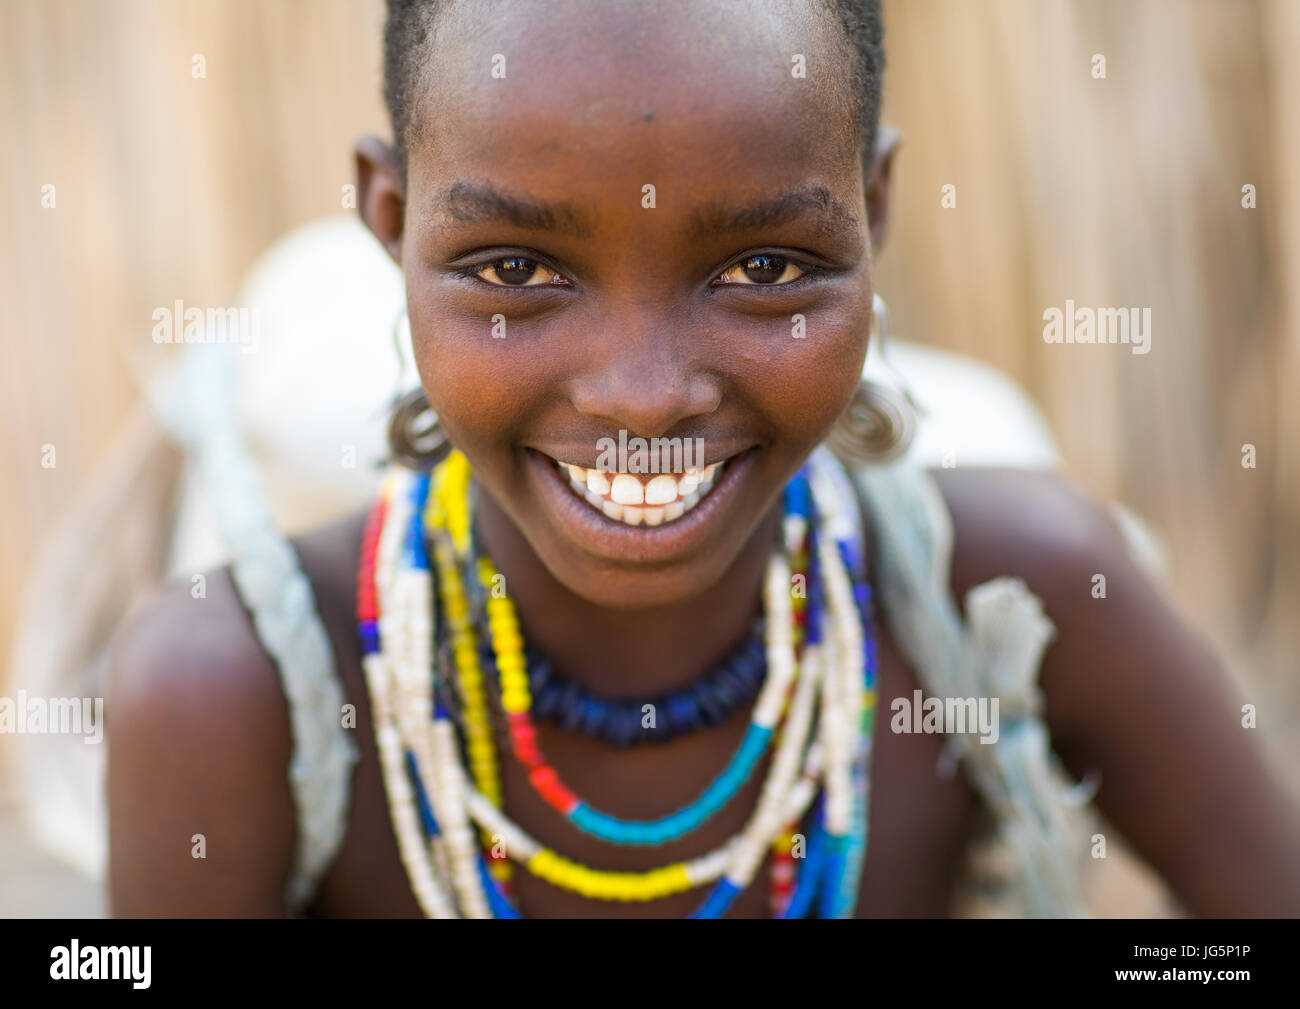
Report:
523,446,757,566
552,459,726,527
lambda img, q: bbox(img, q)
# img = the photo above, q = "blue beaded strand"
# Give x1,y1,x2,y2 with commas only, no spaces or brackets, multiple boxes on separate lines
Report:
403,474,431,572
477,856,522,919
779,802,828,919
567,723,773,845
483,628,767,747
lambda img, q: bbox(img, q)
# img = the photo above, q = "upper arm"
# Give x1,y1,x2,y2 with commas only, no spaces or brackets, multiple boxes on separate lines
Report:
937,468,1300,916
107,569,297,916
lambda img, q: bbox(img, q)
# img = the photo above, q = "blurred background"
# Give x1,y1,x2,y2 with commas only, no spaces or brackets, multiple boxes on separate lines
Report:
1,0,1296,916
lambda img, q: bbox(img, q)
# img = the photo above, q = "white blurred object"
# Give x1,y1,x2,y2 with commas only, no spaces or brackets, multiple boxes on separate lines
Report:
165,216,413,578
867,337,1063,471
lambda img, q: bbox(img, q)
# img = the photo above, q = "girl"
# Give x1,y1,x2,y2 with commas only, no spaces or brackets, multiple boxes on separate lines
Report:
107,0,1300,917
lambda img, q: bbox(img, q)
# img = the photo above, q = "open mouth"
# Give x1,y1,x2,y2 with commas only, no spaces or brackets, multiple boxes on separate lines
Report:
523,445,759,566
550,458,728,528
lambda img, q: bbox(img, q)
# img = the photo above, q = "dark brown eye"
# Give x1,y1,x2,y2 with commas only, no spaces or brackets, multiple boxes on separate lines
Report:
494,256,539,285
742,254,787,284
716,254,808,286
474,256,564,287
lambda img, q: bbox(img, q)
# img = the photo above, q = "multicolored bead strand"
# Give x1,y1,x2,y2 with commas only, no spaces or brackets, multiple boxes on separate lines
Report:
689,598,825,918
427,461,512,892
821,449,879,917
769,466,813,916
357,480,458,918
395,473,492,918
808,447,876,917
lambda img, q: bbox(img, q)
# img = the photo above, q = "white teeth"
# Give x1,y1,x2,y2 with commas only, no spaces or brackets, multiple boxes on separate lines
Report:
644,474,677,506
552,454,730,529
610,474,645,506
587,469,610,496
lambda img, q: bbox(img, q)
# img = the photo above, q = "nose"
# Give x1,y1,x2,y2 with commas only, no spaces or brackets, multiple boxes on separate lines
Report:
567,310,722,439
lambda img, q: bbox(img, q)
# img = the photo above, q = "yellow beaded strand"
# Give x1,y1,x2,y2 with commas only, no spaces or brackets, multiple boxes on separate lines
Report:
427,455,513,890
428,464,500,807
479,557,531,715
526,850,694,901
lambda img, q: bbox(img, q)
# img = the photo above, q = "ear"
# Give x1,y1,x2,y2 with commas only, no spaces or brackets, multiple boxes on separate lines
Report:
865,124,901,252
355,135,405,264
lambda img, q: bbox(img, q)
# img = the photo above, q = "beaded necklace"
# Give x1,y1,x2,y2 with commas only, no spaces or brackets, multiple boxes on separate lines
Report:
462,484,807,848
359,445,877,917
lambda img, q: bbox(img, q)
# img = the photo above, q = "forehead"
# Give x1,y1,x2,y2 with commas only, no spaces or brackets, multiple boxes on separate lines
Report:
407,0,861,203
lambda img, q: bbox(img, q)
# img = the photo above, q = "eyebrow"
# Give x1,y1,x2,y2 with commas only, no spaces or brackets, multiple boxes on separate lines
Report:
439,180,593,238
436,179,856,242
690,184,858,239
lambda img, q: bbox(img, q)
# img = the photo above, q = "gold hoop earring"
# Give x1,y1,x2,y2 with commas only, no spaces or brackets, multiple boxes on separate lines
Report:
387,387,451,471
826,294,918,465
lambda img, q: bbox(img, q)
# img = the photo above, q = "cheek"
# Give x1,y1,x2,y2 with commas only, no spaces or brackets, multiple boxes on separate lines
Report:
404,278,538,460
739,295,871,449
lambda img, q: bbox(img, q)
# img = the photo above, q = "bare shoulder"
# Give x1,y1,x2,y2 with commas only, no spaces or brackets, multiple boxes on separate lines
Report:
928,466,1133,603
927,465,1184,747
928,466,1300,914
107,509,367,916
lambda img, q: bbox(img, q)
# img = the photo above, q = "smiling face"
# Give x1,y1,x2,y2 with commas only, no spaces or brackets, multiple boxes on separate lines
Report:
362,0,889,610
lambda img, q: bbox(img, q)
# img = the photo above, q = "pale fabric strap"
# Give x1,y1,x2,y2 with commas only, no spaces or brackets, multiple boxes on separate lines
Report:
148,345,358,912
852,459,1092,917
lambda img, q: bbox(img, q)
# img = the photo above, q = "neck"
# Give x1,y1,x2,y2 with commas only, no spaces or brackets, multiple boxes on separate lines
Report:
472,487,780,699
